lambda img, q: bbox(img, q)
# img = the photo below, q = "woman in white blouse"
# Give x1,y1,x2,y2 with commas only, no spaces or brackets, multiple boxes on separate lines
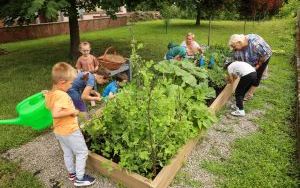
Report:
181,32,204,57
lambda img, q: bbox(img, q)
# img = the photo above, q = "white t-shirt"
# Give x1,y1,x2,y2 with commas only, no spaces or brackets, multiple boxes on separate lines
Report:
181,41,201,56
227,61,256,77
180,41,201,49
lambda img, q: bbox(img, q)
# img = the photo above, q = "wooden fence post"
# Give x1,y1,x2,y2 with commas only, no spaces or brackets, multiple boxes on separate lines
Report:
296,9,300,162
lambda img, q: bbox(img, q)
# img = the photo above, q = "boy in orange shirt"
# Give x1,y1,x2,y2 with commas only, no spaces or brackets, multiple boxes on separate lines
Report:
45,62,95,186
76,42,99,73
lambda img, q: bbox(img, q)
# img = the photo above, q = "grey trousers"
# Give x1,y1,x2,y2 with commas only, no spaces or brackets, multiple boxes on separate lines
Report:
55,129,88,179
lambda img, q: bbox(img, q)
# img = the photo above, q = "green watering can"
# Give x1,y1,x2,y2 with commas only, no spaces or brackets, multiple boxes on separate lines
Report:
0,92,53,130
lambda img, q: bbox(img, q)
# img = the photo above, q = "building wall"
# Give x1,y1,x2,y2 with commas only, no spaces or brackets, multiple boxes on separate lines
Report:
0,15,128,43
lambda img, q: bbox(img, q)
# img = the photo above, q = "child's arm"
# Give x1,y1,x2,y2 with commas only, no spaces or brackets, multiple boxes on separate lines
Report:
108,92,115,99
91,90,101,98
174,55,182,61
93,56,99,71
75,57,82,72
94,65,99,72
227,73,237,84
52,106,79,118
81,86,101,101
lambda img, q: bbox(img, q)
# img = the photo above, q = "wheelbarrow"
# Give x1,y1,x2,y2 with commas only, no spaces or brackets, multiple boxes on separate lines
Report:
0,92,53,130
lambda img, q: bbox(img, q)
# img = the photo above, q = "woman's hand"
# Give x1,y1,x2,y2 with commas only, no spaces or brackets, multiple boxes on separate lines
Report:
256,58,265,70
255,64,261,70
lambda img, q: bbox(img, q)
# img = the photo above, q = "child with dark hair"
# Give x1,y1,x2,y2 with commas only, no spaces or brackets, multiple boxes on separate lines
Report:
102,73,128,99
165,42,186,61
67,68,110,115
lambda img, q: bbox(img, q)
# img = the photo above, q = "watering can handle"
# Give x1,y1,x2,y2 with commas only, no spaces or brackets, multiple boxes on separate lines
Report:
0,117,22,125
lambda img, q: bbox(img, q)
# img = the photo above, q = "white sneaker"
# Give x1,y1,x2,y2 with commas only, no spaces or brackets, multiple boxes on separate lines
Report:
74,174,95,187
231,109,245,117
230,104,239,111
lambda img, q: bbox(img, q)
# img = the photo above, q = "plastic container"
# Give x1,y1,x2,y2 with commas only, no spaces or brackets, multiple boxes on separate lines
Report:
199,56,205,67
208,56,215,69
0,92,53,130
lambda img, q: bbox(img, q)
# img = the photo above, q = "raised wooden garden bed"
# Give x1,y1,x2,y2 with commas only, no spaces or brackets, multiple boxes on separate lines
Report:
86,79,239,188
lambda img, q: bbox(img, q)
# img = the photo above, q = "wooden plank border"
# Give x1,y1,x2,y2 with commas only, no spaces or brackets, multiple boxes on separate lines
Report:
87,153,153,188
87,79,239,188
209,79,239,112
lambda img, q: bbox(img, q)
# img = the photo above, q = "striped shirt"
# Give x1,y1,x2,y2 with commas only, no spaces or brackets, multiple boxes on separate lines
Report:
233,34,272,66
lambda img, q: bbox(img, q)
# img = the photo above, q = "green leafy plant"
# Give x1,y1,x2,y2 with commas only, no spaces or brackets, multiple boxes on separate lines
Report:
84,43,217,178
207,66,227,91
196,45,231,91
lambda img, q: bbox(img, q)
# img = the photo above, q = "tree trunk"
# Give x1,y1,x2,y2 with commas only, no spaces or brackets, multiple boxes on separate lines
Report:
195,4,201,26
208,16,212,46
68,0,80,60
38,11,48,23
165,19,169,34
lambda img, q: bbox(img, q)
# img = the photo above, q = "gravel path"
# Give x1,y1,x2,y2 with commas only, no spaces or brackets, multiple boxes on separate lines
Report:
170,102,262,188
2,131,116,188
2,102,262,188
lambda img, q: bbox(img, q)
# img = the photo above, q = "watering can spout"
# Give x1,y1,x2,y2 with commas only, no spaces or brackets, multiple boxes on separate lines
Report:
0,117,22,125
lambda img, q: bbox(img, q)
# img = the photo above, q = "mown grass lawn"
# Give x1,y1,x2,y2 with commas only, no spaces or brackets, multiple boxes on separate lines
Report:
0,18,299,187
202,50,300,187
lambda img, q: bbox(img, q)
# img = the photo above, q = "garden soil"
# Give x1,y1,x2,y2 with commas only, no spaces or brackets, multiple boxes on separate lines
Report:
2,101,262,188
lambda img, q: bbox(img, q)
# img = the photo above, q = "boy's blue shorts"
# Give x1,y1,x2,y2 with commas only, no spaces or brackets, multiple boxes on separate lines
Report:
72,99,87,112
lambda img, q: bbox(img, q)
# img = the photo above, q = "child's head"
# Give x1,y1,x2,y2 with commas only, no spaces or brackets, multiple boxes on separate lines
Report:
94,68,110,85
51,62,76,91
79,41,91,56
115,73,128,87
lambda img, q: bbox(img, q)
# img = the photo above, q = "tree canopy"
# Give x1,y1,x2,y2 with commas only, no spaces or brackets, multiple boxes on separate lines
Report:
278,0,300,18
171,0,233,25
236,0,284,20
0,0,134,58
